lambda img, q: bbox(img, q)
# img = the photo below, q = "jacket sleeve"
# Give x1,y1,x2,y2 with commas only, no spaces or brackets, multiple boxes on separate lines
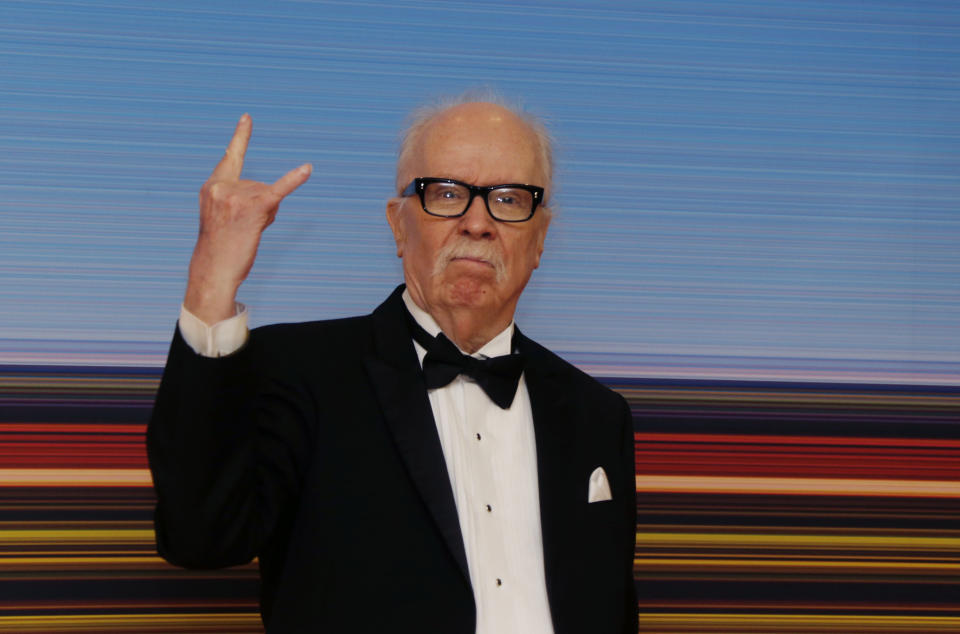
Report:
146,325,314,569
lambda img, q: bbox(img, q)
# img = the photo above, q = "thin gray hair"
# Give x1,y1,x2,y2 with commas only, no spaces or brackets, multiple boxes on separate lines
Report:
395,87,555,207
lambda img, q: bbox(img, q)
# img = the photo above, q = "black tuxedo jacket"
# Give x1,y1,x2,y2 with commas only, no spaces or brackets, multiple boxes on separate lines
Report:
148,286,637,633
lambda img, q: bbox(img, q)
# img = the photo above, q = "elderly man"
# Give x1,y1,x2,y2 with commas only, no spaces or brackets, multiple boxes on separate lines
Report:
148,95,637,633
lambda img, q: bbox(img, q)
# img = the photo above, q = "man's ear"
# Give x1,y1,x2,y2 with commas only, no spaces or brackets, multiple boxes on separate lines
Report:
532,209,551,268
385,198,405,258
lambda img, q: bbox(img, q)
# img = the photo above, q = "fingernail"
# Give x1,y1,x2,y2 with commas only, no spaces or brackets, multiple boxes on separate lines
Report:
239,113,250,122
301,164,313,175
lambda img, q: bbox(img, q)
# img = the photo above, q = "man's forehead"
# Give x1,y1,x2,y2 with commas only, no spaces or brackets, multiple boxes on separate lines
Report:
415,104,542,181
396,98,552,195
423,102,533,141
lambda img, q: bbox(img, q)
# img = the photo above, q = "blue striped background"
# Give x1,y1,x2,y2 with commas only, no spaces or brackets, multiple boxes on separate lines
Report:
0,0,958,383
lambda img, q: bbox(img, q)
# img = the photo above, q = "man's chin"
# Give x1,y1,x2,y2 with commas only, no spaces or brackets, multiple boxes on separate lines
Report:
438,275,500,307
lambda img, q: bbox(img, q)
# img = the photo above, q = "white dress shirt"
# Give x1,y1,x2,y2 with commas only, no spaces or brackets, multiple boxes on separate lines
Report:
178,295,555,633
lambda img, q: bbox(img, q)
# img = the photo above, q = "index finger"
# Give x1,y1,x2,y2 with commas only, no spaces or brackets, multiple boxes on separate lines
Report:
209,113,252,182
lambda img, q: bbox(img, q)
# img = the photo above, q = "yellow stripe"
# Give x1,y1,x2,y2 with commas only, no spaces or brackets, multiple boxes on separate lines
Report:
1,556,165,565
0,614,259,632
639,531,960,550
637,557,960,571
0,529,155,544
640,613,960,632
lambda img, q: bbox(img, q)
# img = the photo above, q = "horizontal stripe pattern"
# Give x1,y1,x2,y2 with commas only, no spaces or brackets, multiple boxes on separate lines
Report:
0,365,261,631
3,366,960,631
627,377,960,631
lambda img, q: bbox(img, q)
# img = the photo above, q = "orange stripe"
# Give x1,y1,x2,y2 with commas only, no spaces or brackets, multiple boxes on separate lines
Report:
0,469,152,487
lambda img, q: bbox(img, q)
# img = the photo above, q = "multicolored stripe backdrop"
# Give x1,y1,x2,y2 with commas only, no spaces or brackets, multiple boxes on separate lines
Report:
1,1,958,632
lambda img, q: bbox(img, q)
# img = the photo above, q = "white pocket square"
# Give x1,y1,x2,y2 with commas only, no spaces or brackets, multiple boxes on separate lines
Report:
588,466,612,503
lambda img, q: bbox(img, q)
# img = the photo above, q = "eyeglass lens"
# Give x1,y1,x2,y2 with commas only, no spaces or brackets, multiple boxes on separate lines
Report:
423,181,534,221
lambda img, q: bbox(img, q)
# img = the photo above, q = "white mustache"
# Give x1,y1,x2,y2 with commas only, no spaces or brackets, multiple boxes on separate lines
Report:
432,240,506,282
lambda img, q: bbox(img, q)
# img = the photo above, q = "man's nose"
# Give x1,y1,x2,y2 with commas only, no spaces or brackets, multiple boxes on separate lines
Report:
458,194,495,238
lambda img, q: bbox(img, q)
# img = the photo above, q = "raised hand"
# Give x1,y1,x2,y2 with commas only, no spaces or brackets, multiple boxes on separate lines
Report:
184,114,312,324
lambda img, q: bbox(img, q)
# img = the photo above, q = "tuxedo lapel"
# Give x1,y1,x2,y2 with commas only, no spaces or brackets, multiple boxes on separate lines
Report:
518,331,579,631
362,287,470,582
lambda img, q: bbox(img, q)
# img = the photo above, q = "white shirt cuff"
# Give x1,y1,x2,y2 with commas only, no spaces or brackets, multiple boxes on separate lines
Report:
178,303,249,357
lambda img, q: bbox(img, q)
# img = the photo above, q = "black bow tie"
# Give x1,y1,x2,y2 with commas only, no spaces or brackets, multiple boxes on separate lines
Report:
406,311,526,409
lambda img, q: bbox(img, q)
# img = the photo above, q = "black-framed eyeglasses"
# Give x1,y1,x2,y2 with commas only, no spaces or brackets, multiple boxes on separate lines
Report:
401,177,544,223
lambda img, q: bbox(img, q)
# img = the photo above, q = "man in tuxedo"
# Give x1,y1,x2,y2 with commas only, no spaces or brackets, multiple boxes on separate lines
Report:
148,95,638,633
